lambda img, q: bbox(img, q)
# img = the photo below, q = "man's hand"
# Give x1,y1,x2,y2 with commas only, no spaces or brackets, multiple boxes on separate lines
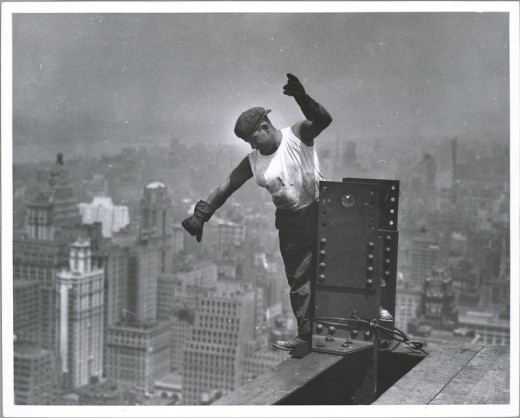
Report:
181,200,215,242
283,73,320,122
284,73,333,145
283,73,306,98
182,215,205,242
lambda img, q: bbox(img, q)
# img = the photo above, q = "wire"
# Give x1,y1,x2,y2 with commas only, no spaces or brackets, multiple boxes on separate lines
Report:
314,314,427,355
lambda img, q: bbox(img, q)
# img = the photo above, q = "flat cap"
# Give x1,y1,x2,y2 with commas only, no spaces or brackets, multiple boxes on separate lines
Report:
234,107,271,140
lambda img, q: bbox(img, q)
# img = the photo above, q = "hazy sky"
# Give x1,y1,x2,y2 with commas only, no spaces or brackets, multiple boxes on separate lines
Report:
12,12,510,162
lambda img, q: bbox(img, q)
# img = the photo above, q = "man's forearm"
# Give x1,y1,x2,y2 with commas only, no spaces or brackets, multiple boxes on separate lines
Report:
295,96,332,130
205,178,234,210
283,73,332,128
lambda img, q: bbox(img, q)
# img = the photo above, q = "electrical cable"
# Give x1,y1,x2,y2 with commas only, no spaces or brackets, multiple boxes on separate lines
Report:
313,314,427,355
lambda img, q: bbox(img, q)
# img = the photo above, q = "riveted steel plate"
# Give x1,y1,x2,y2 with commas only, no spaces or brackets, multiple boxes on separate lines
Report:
343,178,400,231
316,181,381,289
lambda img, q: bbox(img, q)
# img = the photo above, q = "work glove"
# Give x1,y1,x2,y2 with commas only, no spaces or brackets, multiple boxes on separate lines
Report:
282,73,320,121
181,200,215,242
283,73,307,98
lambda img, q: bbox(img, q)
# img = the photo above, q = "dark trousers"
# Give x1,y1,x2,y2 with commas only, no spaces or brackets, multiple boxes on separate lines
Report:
275,201,318,337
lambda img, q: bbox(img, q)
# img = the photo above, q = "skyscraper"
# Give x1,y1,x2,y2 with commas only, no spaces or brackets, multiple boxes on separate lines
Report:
56,238,104,389
13,279,41,344
182,281,255,405
14,154,82,351
105,320,172,394
79,196,130,238
128,182,173,322
99,236,132,374
14,343,60,405
410,237,440,287
104,182,173,393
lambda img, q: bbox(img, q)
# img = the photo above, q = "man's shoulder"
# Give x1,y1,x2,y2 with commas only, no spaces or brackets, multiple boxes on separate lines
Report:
285,123,314,148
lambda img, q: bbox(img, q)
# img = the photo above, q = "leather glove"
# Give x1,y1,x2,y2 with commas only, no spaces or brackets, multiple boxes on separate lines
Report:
181,200,215,242
283,73,320,121
283,73,307,98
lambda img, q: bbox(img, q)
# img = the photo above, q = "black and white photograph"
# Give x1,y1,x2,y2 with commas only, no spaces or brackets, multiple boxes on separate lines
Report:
2,1,518,417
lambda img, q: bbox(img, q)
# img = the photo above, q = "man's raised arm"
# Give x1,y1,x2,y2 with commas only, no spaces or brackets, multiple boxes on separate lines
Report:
182,156,253,242
283,73,333,146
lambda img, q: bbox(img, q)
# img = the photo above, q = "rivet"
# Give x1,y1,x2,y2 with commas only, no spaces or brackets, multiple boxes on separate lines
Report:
366,278,374,286
319,250,326,257
318,274,326,282
351,329,359,338
319,262,326,270
328,326,336,335
384,270,391,277
367,254,374,261
320,238,327,244
385,247,391,253
366,266,374,273
316,323,323,333
342,194,355,208
384,258,391,265
368,241,375,249
364,330,371,341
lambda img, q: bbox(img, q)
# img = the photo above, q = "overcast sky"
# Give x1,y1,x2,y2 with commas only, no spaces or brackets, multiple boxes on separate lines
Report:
12,12,509,162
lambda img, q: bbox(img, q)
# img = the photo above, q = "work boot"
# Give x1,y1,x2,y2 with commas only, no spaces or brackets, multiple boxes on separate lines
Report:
273,335,309,351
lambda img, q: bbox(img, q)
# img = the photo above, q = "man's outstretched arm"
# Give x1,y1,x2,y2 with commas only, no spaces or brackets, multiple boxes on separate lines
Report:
182,156,253,241
283,73,333,146
206,156,253,209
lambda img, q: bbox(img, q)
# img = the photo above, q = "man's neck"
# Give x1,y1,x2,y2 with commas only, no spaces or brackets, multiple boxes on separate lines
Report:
261,129,282,156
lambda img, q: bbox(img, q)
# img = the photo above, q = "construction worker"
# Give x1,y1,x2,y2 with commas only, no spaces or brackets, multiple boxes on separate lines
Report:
182,73,332,350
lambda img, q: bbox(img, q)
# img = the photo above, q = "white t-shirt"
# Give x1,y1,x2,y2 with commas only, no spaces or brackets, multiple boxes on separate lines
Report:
248,127,325,210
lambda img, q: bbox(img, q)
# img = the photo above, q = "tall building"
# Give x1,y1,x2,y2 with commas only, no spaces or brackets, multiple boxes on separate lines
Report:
182,281,256,405
170,314,193,372
158,263,219,373
56,238,104,389
99,236,133,374
395,284,422,332
79,196,130,238
104,182,174,393
30,153,82,233
13,279,41,344
102,238,132,328
418,270,457,330
157,273,177,319
166,262,218,312
217,220,246,257
105,320,172,394
14,154,82,351
200,218,246,259
172,225,185,255
14,343,60,405
128,182,173,323
410,237,440,286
